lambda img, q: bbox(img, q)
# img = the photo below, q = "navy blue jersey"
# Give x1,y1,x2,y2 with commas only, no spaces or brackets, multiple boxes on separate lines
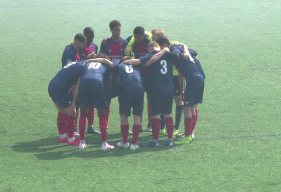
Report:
99,37,128,64
80,61,112,102
194,57,206,79
79,43,98,60
50,61,85,90
61,44,80,68
171,45,204,82
140,52,182,92
113,63,143,87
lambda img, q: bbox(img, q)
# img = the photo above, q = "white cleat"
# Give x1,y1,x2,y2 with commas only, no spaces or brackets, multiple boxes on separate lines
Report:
74,132,80,138
101,143,115,151
130,144,139,150
79,142,86,150
117,142,129,148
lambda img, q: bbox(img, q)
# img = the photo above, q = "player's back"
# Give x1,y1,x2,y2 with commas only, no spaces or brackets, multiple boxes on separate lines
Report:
99,38,127,64
51,61,84,89
81,62,111,82
114,63,143,87
194,57,206,79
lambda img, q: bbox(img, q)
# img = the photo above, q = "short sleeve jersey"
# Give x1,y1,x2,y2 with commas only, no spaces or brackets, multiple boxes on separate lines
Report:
171,45,204,82
140,52,182,92
50,61,85,89
61,44,80,68
113,63,143,87
79,43,98,60
80,62,111,82
99,37,128,64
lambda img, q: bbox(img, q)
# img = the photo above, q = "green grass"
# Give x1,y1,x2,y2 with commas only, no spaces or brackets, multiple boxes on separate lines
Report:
1,0,281,191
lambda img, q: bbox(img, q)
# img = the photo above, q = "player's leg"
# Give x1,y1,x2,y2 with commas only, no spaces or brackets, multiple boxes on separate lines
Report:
54,103,68,143
173,75,184,135
87,104,100,134
97,108,114,150
78,105,87,149
163,91,174,146
159,113,166,135
65,105,80,146
117,115,130,148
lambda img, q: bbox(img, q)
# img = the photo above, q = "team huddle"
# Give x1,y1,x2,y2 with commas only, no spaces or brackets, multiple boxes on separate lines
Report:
48,20,206,151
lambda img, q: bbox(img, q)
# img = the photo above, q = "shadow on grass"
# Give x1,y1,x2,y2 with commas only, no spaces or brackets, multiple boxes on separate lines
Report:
10,132,176,160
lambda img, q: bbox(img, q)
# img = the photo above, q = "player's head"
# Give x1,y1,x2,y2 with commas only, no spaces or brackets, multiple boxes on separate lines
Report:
147,41,160,53
120,56,132,63
109,20,121,39
74,33,87,49
94,53,110,60
151,28,165,41
86,53,96,60
156,36,170,49
83,27,94,46
133,26,145,44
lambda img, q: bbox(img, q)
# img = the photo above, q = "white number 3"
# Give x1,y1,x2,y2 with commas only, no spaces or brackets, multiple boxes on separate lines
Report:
125,65,134,73
160,60,167,74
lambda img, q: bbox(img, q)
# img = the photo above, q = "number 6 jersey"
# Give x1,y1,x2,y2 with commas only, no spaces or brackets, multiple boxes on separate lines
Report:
113,63,143,87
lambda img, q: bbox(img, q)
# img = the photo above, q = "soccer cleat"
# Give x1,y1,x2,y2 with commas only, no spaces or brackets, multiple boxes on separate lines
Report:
67,139,80,146
79,142,87,150
192,132,195,140
174,135,192,144
159,129,166,135
130,144,139,150
74,131,80,137
59,137,68,143
142,140,159,147
101,143,115,151
173,129,180,136
117,142,129,148
176,133,185,138
164,140,173,146
128,130,133,134
87,126,101,135
146,122,152,132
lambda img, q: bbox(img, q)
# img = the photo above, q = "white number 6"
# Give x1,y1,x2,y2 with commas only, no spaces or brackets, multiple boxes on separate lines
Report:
125,65,134,73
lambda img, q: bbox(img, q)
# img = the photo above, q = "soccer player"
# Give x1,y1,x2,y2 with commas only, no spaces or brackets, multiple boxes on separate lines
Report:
99,20,128,129
48,60,85,146
72,53,114,150
79,27,100,135
171,43,205,144
126,26,152,132
61,33,87,68
123,40,191,146
113,56,144,150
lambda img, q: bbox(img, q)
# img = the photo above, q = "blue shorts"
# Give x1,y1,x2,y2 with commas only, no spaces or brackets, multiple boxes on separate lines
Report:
142,72,153,94
111,81,120,98
48,81,72,108
78,78,107,108
120,84,144,116
150,91,173,115
184,78,204,106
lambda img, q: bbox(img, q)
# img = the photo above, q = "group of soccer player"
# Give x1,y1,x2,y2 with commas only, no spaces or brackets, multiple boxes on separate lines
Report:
48,20,205,151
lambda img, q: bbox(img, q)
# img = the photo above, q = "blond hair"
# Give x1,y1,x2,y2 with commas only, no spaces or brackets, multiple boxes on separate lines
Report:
151,28,165,37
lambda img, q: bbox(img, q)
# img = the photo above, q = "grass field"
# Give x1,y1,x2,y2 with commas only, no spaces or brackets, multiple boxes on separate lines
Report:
1,0,281,191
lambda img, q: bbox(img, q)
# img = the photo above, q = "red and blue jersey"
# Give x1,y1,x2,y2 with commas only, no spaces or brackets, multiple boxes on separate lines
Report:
79,43,98,60
113,63,143,87
171,45,205,82
99,37,128,64
50,61,85,90
140,52,182,92
61,44,80,68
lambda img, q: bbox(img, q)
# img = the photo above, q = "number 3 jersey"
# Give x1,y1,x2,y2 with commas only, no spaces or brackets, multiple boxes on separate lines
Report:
139,52,183,93
113,63,143,87
50,61,85,90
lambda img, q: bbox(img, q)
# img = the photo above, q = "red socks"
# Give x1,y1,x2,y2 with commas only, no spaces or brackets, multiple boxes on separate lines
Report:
132,124,141,145
192,115,197,134
79,111,87,140
147,103,151,124
184,117,193,136
57,113,67,135
121,124,129,143
98,111,107,142
151,119,161,140
67,115,76,138
165,117,174,139
105,107,110,128
87,106,95,127
74,107,79,128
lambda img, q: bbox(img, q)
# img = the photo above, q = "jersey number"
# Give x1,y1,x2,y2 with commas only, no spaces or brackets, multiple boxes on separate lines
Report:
125,65,134,73
160,60,167,74
88,62,101,69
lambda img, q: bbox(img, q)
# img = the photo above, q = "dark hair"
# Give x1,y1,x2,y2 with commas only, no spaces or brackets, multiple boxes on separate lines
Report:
94,53,110,60
109,20,121,30
74,33,87,42
83,27,94,37
156,36,170,47
133,26,145,35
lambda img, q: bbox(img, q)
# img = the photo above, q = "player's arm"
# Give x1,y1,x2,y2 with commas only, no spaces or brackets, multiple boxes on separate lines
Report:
85,58,113,68
121,59,142,65
145,48,170,66
180,43,194,62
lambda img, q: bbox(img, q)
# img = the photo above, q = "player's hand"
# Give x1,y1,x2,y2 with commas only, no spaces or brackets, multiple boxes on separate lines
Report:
163,47,170,52
101,37,109,44
114,76,119,84
70,103,77,114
